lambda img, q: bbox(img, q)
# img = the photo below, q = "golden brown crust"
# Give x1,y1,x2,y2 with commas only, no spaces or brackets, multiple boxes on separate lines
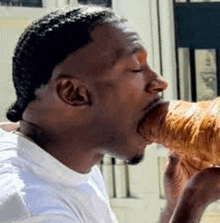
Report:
138,98,220,165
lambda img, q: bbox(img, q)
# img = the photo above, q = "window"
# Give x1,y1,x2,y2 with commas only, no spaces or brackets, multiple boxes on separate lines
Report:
0,0,42,7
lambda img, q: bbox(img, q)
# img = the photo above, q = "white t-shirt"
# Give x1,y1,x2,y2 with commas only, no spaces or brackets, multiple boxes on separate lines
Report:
0,128,118,222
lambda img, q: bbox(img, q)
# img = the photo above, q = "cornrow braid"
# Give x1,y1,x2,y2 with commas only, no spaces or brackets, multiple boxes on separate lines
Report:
7,5,126,122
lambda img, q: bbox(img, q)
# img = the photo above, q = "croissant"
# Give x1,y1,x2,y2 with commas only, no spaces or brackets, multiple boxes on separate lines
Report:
138,97,220,165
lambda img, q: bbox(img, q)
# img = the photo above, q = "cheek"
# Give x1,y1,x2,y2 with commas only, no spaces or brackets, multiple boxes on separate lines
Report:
132,75,145,90
119,76,145,108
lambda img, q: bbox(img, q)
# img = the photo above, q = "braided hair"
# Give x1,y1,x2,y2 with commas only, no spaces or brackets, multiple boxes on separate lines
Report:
7,5,126,122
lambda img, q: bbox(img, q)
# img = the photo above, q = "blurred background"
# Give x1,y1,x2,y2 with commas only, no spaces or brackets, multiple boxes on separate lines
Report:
1,0,220,222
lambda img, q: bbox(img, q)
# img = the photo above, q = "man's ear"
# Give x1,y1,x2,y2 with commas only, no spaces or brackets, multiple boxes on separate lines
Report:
56,77,92,106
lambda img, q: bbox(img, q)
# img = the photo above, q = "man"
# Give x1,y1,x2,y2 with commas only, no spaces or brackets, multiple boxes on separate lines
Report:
1,5,220,222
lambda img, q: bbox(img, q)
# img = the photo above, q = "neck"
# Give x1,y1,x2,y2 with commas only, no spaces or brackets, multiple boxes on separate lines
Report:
19,120,104,174
19,120,51,149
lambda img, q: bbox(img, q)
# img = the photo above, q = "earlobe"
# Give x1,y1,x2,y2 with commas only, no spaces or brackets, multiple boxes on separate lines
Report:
56,78,91,106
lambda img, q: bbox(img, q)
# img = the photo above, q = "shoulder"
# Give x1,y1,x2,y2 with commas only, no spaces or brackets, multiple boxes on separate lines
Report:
0,150,83,222
0,168,83,222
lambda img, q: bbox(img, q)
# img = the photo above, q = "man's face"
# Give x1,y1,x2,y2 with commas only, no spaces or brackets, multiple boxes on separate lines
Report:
56,22,168,164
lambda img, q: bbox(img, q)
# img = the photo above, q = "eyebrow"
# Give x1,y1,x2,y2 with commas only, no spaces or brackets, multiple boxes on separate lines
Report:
129,45,145,55
115,41,145,58
110,45,145,69
110,30,146,66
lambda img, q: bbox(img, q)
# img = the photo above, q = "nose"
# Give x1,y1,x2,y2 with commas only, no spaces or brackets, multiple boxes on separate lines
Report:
146,71,168,94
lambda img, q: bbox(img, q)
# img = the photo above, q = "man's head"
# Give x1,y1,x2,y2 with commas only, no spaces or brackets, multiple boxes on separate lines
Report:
7,5,125,122
7,5,168,167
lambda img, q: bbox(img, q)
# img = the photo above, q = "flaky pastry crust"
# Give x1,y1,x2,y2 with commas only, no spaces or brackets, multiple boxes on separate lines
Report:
138,98,220,165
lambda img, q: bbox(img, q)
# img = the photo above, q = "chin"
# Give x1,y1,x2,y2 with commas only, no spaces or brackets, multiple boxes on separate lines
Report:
124,139,147,165
126,153,144,165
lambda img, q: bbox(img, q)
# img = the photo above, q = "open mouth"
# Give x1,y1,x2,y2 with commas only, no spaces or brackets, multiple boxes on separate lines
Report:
137,97,164,133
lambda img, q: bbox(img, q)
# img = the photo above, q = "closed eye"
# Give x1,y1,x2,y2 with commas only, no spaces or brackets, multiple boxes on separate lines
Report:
132,68,143,73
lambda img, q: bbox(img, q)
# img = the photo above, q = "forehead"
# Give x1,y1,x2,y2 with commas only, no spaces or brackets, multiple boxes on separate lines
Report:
91,22,144,59
53,23,145,78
